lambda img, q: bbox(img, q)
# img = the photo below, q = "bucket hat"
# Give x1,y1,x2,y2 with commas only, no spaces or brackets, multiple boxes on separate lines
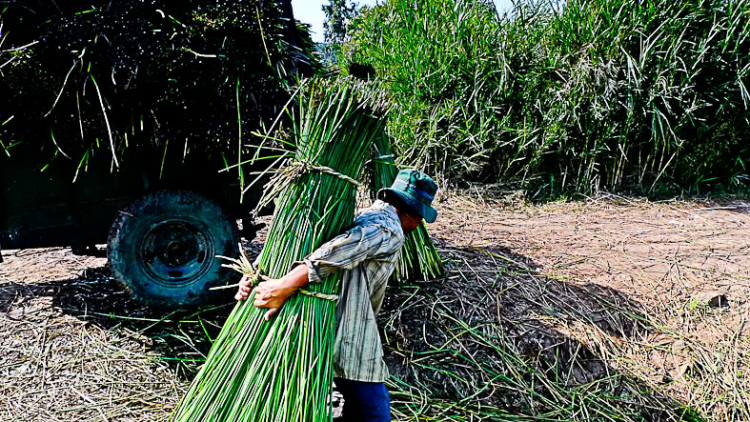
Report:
377,169,438,223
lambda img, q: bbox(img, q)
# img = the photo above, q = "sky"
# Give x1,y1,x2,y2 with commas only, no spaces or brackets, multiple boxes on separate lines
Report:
291,0,515,43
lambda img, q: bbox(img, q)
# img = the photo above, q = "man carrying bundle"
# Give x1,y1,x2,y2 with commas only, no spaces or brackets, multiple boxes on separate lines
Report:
236,169,438,422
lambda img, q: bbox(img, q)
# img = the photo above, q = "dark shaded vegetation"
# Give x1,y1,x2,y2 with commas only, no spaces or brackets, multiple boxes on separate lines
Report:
0,0,313,171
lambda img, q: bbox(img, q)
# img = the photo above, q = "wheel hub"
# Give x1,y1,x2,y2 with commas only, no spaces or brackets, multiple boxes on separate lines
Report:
138,218,214,287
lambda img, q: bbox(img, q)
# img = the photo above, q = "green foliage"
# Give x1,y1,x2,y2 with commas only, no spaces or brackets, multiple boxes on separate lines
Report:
343,0,750,195
0,1,311,168
323,0,359,44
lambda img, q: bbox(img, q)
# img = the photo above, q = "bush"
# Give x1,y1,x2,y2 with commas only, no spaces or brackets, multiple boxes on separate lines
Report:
0,1,312,168
342,0,750,194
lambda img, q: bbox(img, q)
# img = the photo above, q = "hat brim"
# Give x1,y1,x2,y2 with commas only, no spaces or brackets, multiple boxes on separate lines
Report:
378,188,438,223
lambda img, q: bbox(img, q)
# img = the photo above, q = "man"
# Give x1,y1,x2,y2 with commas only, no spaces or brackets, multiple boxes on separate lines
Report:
235,169,438,422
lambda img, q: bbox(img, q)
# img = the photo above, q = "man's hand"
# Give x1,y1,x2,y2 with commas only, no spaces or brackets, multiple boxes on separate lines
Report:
253,278,298,321
234,275,255,302
235,264,310,321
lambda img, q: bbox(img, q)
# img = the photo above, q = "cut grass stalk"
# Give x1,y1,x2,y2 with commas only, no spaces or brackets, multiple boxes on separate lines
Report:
172,78,388,421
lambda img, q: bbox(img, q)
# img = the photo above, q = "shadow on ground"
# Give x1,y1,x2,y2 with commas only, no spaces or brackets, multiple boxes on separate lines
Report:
0,264,236,379
0,240,704,421
379,239,703,421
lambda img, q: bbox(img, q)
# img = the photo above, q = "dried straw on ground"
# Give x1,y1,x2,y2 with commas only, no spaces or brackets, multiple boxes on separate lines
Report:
3,193,747,420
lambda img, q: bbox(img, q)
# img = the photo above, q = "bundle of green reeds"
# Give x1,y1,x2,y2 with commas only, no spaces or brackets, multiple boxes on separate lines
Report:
370,134,443,281
171,78,388,421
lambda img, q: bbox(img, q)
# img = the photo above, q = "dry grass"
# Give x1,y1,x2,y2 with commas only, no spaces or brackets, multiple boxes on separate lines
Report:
0,249,185,421
1,192,748,420
429,189,750,420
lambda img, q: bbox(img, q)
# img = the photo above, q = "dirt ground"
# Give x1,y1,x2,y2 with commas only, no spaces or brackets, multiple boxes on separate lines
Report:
1,192,749,421
430,192,750,420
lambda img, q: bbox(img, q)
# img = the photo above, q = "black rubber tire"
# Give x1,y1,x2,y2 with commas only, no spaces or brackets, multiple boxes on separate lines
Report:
107,190,239,309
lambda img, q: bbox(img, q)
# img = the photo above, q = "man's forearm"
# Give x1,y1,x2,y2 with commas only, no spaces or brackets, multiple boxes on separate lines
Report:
280,264,310,292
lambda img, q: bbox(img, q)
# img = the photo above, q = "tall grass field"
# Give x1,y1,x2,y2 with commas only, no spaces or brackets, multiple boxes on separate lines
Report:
341,0,750,196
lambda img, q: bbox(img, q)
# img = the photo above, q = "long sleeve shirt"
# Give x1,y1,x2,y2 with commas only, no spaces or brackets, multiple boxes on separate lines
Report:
303,200,405,382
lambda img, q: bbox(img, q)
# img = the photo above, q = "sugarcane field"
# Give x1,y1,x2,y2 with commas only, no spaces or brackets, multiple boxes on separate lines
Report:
1,1,749,421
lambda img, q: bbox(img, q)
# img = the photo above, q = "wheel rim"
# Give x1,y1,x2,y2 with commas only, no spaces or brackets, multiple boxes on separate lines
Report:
137,218,215,288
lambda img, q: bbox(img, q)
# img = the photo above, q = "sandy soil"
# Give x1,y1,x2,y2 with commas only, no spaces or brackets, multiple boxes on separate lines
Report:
1,193,749,420
431,192,750,419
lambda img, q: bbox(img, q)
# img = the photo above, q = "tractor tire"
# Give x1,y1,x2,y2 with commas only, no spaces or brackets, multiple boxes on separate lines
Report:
107,190,239,309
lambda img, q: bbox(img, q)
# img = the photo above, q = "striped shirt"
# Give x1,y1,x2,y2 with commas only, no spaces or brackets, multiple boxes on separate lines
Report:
303,200,405,382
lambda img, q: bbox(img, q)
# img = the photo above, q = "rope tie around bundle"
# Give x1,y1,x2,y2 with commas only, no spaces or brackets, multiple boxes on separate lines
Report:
298,289,339,302
254,155,363,214
278,158,362,187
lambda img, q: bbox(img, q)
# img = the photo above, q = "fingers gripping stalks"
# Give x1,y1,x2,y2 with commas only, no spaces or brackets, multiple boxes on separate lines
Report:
216,247,281,320
217,245,338,322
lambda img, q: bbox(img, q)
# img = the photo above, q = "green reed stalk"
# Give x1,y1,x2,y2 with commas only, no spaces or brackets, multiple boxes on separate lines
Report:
172,78,388,421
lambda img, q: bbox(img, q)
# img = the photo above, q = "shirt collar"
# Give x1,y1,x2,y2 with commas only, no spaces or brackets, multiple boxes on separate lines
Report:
370,199,399,219
357,200,401,227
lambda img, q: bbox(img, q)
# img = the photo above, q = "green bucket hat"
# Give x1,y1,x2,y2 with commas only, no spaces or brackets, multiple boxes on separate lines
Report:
378,169,438,223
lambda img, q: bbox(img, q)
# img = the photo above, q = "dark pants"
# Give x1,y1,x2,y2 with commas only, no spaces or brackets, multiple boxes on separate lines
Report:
335,378,391,422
